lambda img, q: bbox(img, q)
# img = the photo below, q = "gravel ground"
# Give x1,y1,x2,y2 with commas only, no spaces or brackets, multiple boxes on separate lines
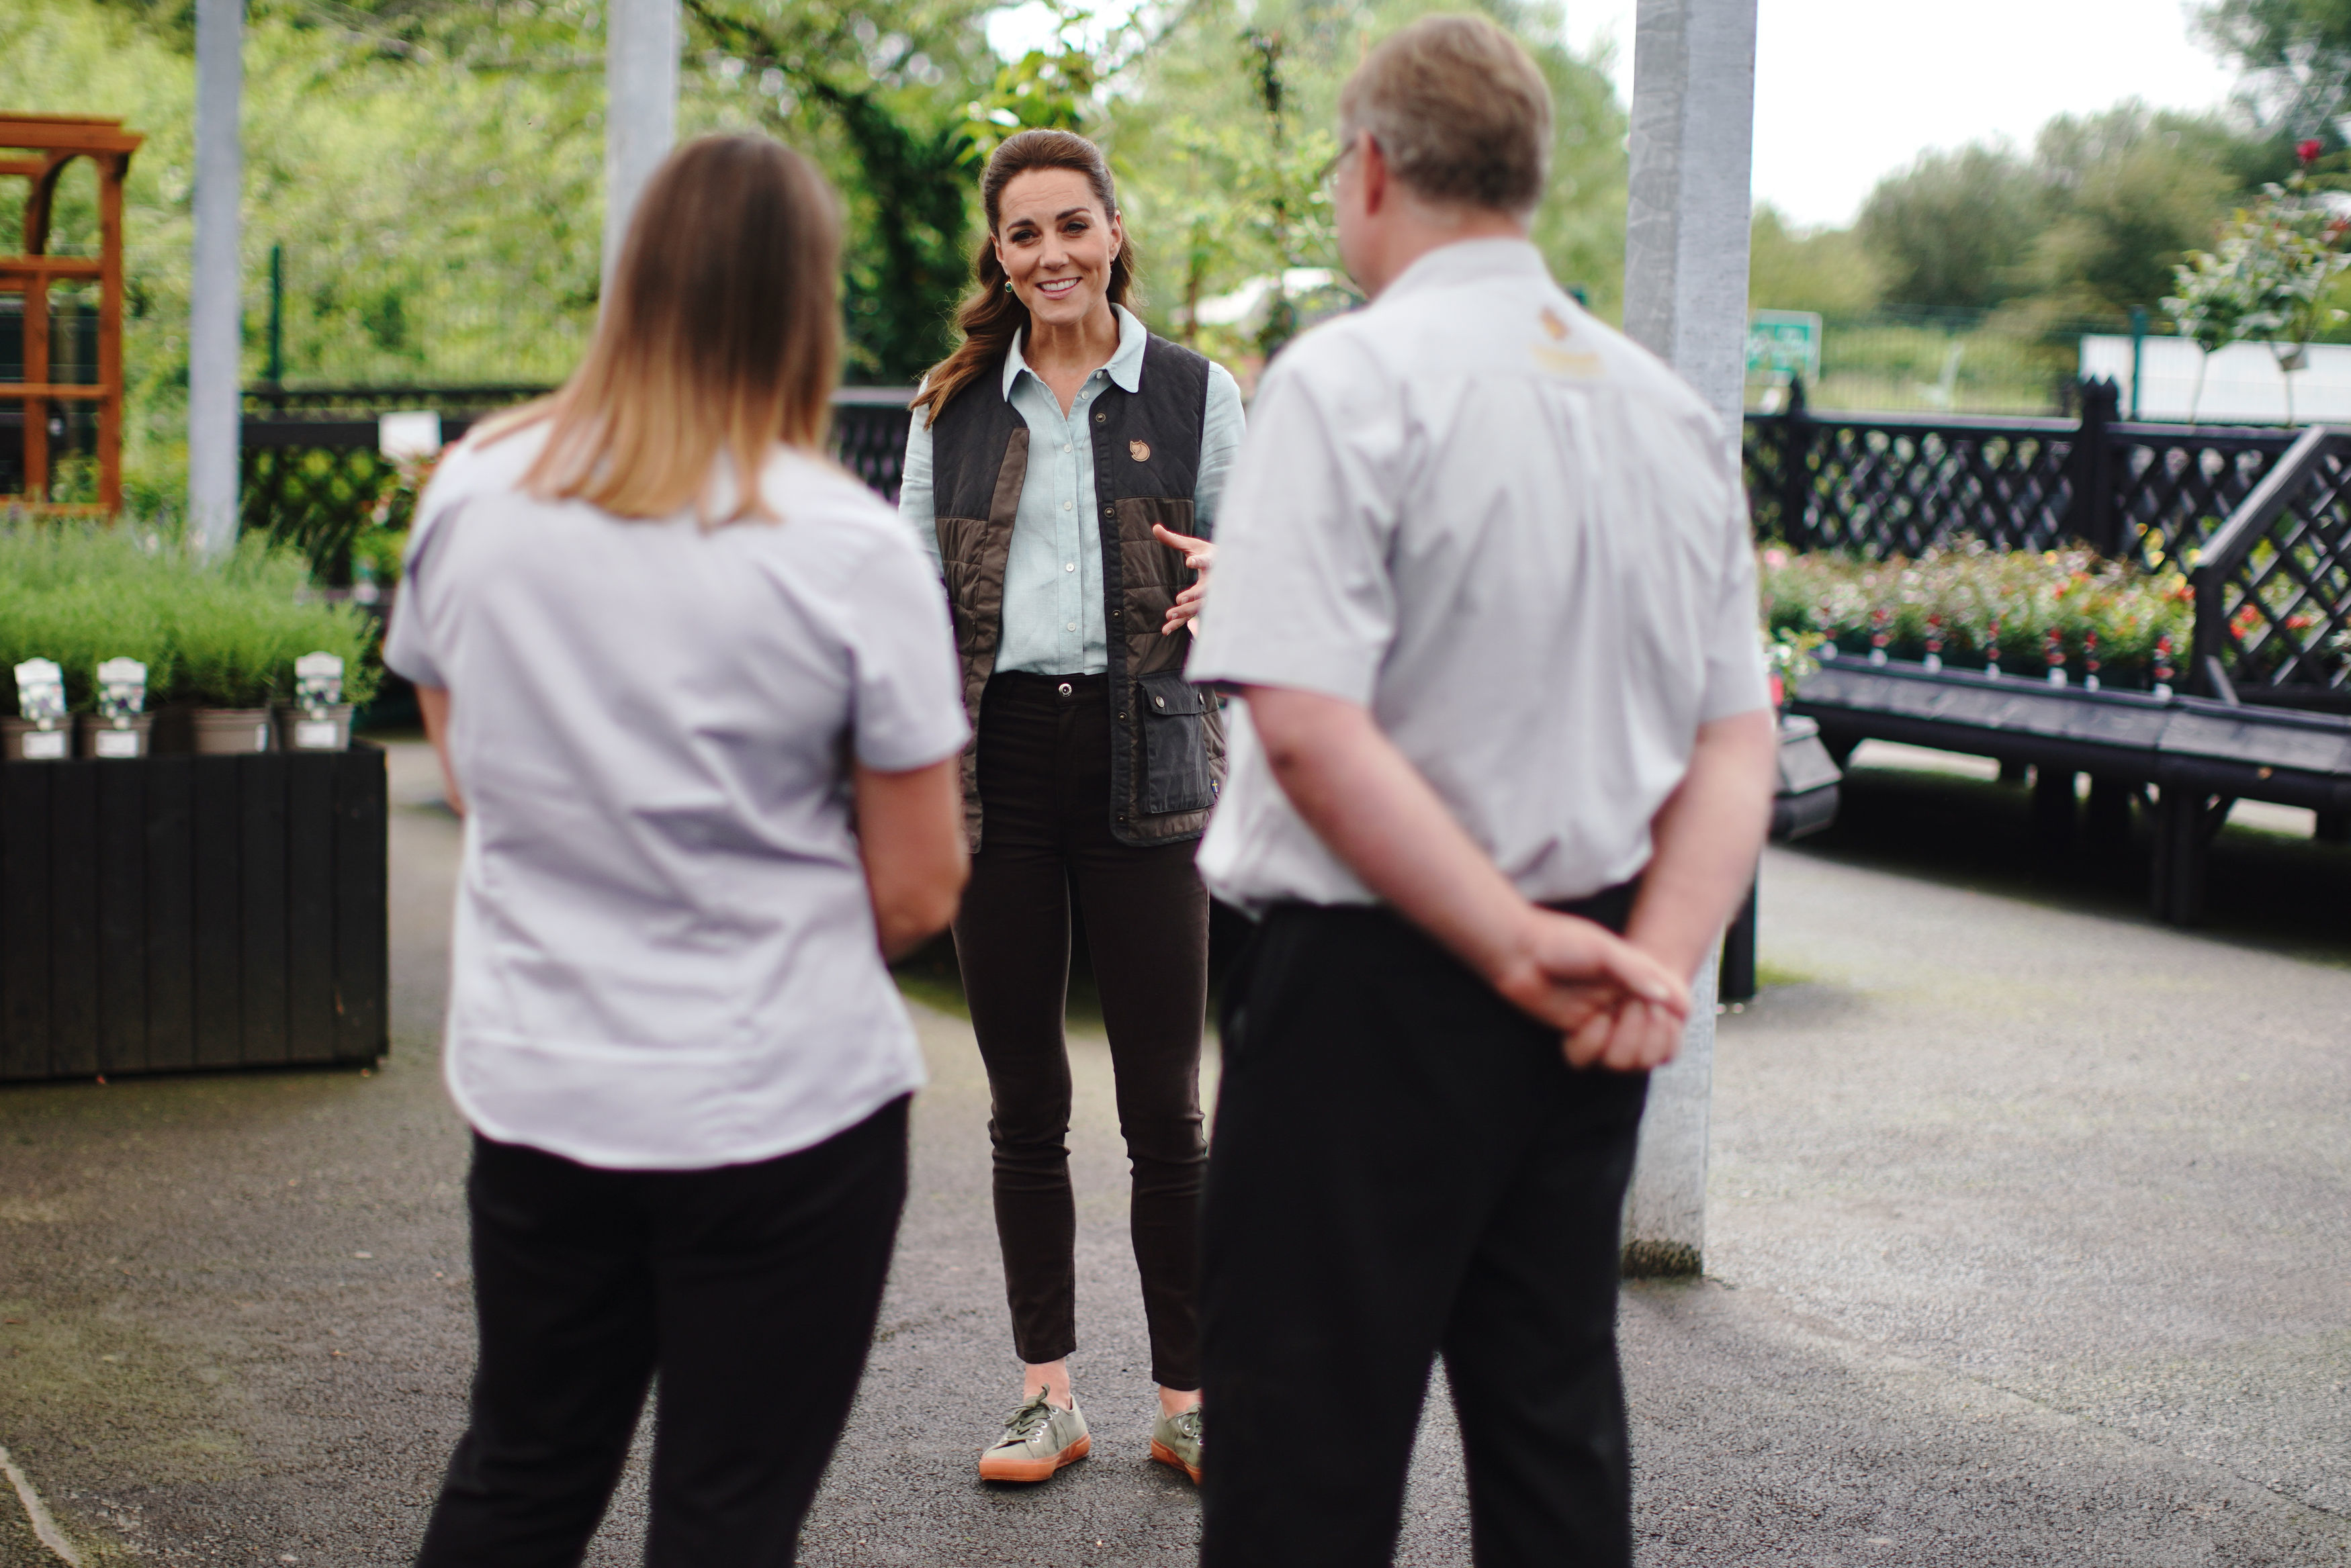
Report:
0,740,2344,1566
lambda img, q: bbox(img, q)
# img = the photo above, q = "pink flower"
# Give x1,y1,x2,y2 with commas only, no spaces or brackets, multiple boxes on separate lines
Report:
1763,547,1789,568
2300,138,2325,165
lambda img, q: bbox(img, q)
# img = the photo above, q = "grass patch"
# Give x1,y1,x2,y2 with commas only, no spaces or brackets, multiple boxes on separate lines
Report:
1754,958,1817,990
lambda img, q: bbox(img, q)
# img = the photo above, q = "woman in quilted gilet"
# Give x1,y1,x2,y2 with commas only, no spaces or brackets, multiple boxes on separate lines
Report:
895,128,1244,1489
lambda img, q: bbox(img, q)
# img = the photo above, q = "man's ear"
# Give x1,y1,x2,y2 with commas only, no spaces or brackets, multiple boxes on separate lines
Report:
1360,134,1390,216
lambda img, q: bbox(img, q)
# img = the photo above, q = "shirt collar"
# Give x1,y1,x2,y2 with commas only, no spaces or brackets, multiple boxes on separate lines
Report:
1376,237,1550,307
1003,302,1148,400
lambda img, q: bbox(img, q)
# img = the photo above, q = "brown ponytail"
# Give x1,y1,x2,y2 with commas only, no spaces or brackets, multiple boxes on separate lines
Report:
912,129,1143,426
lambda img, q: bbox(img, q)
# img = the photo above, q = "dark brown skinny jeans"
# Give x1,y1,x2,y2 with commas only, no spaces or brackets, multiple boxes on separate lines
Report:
952,670,1210,1392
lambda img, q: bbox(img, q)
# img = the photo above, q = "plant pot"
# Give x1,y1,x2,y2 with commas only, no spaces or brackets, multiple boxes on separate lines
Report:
190,707,275,755
1,717,73,762
77,713,154,759
273,702,353,752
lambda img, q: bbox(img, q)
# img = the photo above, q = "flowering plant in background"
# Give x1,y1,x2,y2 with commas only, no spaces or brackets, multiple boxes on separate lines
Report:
2163,146,2351,424
1765,625,1826,705
1759,541,2194,685
355,449,439,591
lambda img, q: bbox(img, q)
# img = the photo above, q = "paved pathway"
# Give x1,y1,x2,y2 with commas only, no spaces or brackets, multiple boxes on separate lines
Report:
0,741,2345,1565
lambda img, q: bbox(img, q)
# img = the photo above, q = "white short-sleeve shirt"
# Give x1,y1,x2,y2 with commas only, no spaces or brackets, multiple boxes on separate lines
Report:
1188,238,1769,914
383,426,969,1170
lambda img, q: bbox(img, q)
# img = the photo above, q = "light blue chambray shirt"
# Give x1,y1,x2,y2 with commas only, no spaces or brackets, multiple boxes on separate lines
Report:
899,304,1247,676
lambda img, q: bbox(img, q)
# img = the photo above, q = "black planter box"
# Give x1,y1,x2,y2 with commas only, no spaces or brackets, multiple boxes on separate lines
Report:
1,743,387,1082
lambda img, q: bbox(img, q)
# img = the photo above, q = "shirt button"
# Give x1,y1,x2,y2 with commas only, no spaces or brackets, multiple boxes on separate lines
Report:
1062,500,1072,511
1063,444,1072,453
1067,621,1078,631
1064,562,1075,572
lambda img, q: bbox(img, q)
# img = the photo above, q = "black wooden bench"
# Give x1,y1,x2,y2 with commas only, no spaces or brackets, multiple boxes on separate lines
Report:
1792,657,2351,923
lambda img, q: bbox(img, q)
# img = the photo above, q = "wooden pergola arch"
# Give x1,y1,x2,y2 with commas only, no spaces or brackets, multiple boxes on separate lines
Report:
2,113,143,514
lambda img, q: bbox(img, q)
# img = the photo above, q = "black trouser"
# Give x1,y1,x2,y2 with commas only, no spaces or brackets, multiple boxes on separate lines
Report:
1200,895,1649,1568
414,1098,909,1568
952,671,1210,1391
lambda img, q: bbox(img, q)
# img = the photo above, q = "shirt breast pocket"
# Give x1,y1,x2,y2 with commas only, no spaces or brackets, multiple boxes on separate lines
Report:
1137,670,1214,815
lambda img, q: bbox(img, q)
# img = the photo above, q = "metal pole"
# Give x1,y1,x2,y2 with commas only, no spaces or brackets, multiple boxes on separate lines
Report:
189,0,243,554
604,0,680,293
266,242,283,387
1618,0,1759,1279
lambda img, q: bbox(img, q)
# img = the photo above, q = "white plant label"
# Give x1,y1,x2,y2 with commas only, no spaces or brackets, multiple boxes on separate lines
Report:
95,729,141,759
22,730,67,761
294,721,340,750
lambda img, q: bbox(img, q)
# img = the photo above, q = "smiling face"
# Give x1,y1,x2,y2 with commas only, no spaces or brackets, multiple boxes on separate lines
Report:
993,167,1123,333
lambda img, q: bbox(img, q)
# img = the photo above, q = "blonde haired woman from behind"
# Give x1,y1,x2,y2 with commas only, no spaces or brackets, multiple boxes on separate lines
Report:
387,134,969,1566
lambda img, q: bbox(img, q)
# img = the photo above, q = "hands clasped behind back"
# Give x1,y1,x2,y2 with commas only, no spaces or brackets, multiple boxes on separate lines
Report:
1487,905,1691,1074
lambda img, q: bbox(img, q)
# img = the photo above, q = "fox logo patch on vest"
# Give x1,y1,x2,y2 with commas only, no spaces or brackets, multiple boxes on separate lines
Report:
1129,439,1152,462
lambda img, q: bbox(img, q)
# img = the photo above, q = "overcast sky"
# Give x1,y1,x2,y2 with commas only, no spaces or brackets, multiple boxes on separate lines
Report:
995,0,2244,231
1579,0,2238,227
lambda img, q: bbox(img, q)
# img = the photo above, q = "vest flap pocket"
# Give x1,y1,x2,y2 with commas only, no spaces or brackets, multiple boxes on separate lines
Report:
1137,672,1214,815
1138,670,1208,717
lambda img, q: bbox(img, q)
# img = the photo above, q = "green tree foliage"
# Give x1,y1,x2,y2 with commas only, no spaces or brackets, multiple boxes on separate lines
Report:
2024,104,2286,315
1857,144,2045,311
1838,102,2293,318
1746,204,1880,316
1,0,614,507
2198,0,2351,136
1114,0,1626,367
680,0,1002,382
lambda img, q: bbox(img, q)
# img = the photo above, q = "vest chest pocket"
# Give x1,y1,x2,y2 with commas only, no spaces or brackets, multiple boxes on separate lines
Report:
1137,670,1215,815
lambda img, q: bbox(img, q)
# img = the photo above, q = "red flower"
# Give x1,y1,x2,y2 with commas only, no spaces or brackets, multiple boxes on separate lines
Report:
2301,138,2325,165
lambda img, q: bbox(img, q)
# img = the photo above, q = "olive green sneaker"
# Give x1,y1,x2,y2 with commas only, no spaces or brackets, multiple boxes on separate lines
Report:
1150,1402,1202,1484
978,1393,1091,1483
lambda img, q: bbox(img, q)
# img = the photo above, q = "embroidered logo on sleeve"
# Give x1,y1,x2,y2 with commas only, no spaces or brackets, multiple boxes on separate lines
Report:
1129,439,1152,462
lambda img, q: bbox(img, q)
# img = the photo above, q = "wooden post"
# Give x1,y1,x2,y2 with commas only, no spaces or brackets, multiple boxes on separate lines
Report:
2071,377,2120,556
1717,876,1759,1004
23,210,48,504
1777,374,1810,547
1619,0,1758,1279
0,118,142,514
97,148,126,512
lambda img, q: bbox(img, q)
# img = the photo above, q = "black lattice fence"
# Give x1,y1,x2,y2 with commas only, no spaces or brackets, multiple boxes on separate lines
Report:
832,389,916,505
2191,427,2351,712
1745,379,2299,571
2111,424,2295,573
245,385,553,419
242,387,919,575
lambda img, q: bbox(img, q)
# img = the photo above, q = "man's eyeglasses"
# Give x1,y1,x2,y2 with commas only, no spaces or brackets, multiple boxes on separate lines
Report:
1315,138,1363,195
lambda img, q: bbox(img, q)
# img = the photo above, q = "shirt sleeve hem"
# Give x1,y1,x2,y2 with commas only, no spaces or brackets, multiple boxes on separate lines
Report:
853,728,971,775
1183,659,1375,708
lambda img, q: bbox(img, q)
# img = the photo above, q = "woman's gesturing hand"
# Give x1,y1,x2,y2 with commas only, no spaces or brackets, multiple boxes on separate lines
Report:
1152,523,1214,634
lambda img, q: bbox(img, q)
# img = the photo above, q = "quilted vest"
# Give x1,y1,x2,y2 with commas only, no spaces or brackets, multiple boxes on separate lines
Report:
924,333,1226,849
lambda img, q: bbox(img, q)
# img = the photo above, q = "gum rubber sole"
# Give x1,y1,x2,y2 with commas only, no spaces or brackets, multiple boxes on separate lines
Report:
1150,1438,1202,1485
979,1433,1090,1483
